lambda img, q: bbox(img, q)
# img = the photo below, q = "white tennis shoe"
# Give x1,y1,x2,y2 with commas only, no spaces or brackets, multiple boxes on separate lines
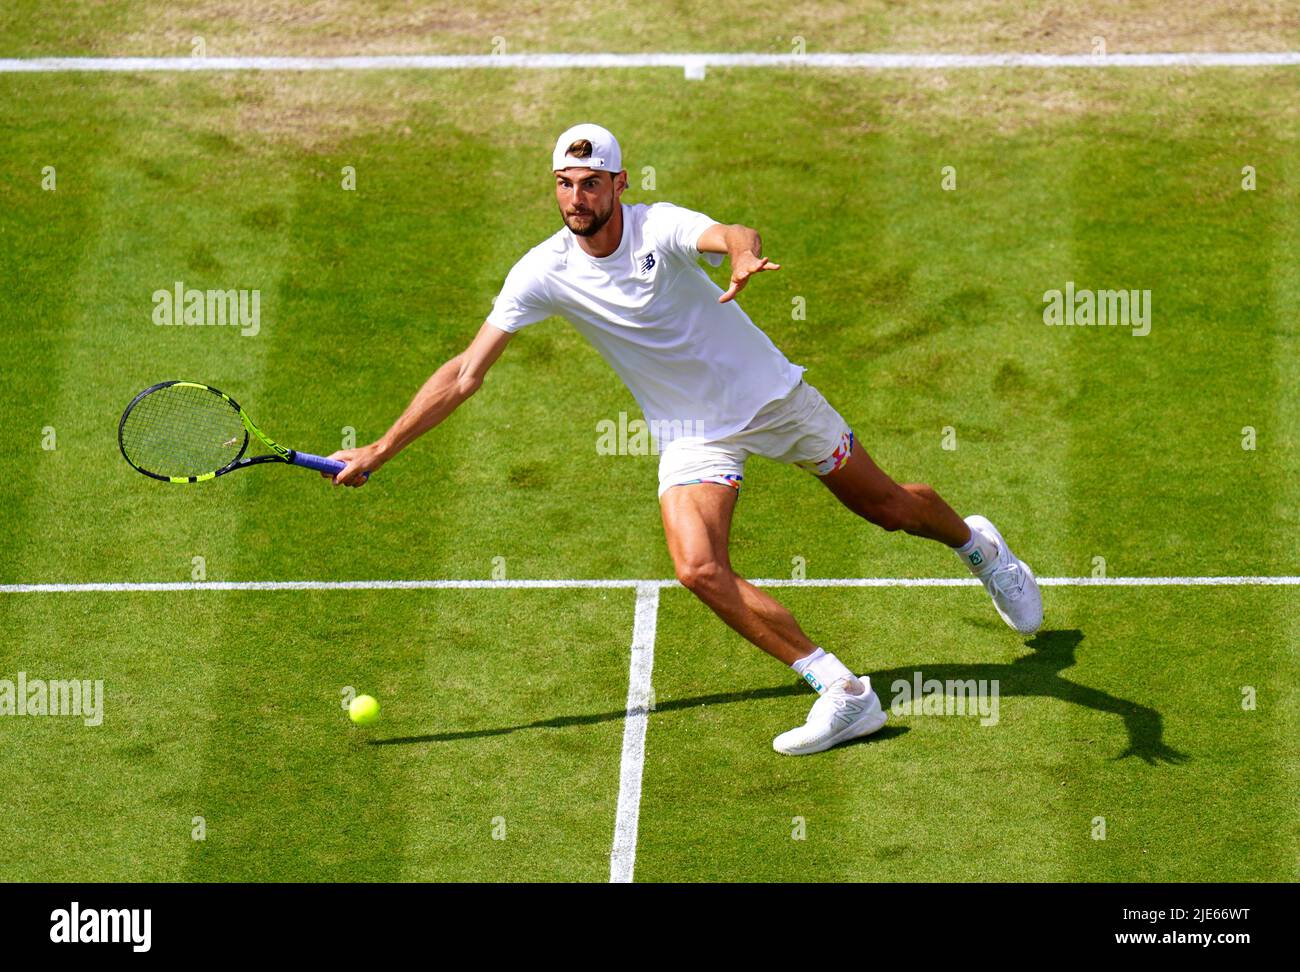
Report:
773,676,887,756
964,514,1043,635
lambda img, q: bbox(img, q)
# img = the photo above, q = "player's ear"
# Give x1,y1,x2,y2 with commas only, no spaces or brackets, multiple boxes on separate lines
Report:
613,170,627,197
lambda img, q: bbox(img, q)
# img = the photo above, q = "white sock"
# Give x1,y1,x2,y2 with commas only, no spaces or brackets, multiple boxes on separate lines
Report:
792,648,858,695
955,522,999,574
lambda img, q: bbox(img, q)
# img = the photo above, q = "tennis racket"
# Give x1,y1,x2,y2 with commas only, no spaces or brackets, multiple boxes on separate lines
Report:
118,380,364,484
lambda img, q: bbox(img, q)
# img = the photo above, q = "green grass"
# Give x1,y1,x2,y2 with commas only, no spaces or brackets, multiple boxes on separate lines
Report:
0,57,1295,881
642,586,1297,881
0,590,631,881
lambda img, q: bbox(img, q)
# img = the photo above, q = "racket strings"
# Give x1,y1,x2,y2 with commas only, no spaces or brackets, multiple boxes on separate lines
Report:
120,383,247,478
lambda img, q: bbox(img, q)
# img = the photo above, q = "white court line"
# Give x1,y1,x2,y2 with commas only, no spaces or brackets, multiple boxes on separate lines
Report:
0,52,1298,74
609,581,659,884
1,575,1296,593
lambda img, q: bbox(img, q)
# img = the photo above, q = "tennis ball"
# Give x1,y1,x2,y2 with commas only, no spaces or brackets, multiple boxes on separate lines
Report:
349,694,380,726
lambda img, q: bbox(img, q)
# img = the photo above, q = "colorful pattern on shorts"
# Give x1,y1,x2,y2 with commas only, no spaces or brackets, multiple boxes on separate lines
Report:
674,472,744,491
796,429,855,477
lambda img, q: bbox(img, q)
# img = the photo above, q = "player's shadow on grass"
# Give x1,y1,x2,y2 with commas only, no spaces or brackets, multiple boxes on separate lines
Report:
368,683,815,746
870,628,1189,766
371,629,1185,764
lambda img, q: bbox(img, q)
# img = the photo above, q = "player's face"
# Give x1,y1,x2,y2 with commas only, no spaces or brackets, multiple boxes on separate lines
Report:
555,168,623,236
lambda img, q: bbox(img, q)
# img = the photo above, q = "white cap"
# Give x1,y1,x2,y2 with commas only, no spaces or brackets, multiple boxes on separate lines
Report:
551,122,622,173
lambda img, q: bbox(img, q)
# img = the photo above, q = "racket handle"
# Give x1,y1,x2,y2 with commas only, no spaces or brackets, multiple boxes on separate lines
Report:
291,451,371,481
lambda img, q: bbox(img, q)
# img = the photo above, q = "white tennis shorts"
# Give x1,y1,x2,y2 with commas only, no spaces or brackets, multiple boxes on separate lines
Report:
657,380,854,497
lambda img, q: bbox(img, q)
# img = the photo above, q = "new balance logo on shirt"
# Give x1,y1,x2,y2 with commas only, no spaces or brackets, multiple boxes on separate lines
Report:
639,252,656,274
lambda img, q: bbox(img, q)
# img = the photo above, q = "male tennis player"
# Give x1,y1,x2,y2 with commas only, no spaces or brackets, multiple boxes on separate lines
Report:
327,123,1043,755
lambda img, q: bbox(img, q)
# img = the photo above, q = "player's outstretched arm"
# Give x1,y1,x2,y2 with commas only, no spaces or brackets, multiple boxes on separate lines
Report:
696,222,781,304
326,321,513,487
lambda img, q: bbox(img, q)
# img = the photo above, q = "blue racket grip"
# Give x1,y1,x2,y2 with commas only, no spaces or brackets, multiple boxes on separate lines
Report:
291,451,371,481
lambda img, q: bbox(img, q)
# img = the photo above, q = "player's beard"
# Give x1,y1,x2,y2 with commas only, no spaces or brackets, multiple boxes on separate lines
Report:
563,199,614,237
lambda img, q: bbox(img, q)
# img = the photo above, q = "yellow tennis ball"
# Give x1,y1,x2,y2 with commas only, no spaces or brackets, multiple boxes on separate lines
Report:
349,694,380,726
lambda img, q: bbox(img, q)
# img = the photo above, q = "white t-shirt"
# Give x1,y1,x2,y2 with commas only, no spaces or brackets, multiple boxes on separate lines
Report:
486,201,805,446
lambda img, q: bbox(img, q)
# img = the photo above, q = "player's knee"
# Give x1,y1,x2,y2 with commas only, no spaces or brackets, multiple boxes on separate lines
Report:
675,558,730,594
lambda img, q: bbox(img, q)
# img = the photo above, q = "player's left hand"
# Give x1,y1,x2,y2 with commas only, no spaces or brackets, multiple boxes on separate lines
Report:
719,253,780,303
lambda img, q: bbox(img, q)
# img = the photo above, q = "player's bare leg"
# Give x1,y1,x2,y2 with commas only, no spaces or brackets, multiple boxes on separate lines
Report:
660,478,894,753
819,438,1043,634
659,483,816,665
660,480,885,754
817,439,970,546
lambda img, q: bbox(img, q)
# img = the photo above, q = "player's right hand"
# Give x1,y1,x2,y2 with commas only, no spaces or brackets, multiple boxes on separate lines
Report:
324,443,387,488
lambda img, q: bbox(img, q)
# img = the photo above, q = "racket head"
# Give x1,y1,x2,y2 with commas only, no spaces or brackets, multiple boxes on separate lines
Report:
119,381,251,483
